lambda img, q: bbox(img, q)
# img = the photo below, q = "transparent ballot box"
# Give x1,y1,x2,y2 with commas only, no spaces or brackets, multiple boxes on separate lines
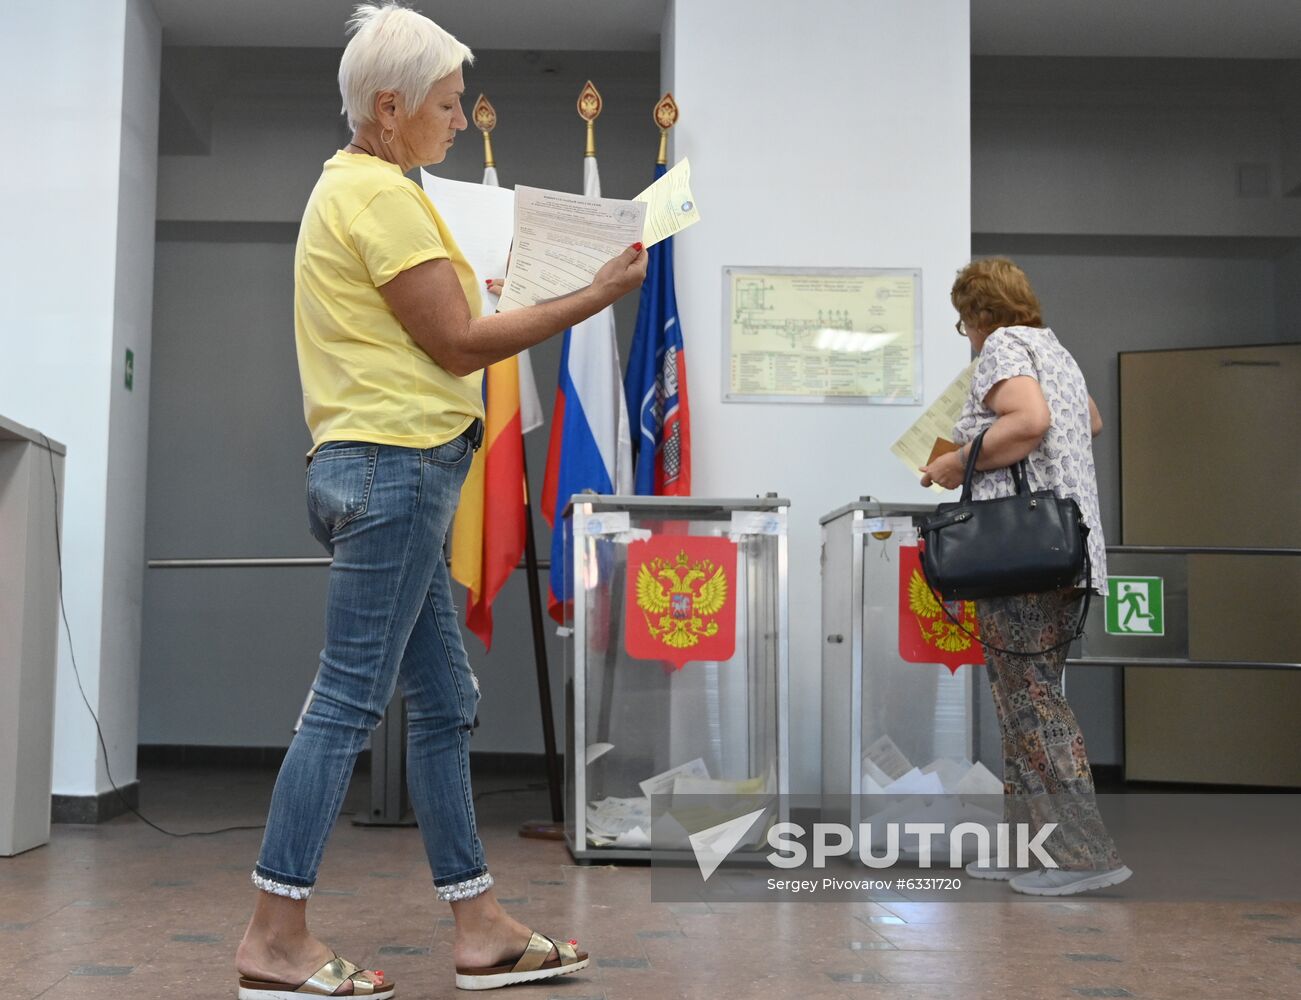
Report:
561,495,790,861
820,502,994,854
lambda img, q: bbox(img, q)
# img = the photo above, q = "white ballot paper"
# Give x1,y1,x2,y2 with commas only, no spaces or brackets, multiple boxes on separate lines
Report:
639,758,710,801
584,742,615,765
632,157,700,247
497,186,646,313
862,734,914,782
890,361,976,492
419,171,515,309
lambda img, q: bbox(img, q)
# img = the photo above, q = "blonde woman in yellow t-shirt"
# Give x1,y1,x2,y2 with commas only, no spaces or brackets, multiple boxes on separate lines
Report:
234,6,645,997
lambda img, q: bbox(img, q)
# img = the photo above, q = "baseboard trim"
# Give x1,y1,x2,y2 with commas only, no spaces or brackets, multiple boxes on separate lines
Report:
138,745,289,768
1091,764,1124,791
51,782,140,825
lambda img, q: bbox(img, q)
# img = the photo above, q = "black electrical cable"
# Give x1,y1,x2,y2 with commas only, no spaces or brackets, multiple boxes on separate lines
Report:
473,783,548,802
40,434,264,838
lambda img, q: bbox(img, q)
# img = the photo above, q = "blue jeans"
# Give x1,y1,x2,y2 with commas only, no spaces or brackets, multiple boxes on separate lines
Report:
253,428,493,902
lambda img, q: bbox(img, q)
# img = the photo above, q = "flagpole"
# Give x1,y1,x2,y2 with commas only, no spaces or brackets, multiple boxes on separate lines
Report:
481,90,563,837
578,80,601,158
472,93,496,171
517,455,565,835
654,91,678,166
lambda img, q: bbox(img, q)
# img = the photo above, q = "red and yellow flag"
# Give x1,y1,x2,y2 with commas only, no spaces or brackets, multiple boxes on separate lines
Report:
451,357,526,650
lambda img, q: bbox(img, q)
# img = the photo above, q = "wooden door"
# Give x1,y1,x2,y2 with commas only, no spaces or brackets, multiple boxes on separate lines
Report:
1120,343,1301,787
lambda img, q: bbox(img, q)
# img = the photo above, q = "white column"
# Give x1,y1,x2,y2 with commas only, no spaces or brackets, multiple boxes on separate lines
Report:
0,0,160,805
663,0,972,790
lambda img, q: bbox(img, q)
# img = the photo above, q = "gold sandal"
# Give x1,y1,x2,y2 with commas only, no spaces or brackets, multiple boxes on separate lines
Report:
237,954,395,998
454,931,589,991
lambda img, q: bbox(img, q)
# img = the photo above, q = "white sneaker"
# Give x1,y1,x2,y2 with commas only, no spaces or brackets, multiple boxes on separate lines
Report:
964,860,1022,881
1009,866,1133,896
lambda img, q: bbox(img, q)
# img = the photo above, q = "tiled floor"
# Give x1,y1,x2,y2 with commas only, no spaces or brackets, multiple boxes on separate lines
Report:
1,765,1298,999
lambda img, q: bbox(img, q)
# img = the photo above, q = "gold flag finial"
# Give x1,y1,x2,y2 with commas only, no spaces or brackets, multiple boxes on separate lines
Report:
577,80,603,157
473,94,497,169
653,92,679,166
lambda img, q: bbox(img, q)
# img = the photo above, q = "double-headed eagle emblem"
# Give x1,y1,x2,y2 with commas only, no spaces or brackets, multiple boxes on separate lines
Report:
907,570,977,653
635,550,728,650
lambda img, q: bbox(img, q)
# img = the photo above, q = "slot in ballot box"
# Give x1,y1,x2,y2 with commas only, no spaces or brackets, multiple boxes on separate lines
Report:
560,495,790,862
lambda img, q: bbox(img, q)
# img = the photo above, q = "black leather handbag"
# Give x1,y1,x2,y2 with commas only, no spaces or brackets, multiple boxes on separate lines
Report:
918,427,1091,655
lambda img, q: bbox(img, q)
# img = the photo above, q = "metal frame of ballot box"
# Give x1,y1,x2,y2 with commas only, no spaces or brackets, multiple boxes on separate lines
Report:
819,502,980,834
562,495,790,863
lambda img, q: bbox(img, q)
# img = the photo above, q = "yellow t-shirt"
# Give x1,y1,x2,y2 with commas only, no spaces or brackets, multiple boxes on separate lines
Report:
294,150,484,453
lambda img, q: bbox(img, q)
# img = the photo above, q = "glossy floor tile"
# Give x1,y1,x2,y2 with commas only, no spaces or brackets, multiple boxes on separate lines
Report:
0,765,1297,999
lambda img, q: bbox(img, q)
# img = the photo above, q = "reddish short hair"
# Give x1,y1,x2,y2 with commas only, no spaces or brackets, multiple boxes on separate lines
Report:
951,257,1043,332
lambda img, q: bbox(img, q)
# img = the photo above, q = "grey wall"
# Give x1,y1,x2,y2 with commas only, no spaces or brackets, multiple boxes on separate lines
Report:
144,49,1301,774
1278,244,1301,335
141,48,660,749
964,248,1291,766
969,57,1301,767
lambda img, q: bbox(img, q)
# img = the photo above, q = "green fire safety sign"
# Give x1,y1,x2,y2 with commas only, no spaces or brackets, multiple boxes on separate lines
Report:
1105,576,1165,636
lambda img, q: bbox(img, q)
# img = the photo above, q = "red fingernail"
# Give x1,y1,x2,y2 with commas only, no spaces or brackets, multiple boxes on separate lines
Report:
632,242,644,252
485,279,492,285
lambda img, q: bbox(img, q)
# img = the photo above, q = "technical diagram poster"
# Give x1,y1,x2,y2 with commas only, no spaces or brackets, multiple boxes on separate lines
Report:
723,267,922,404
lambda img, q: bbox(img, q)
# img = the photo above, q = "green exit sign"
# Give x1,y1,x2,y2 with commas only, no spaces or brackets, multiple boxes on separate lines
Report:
1105,576,1165,636
125,348,134,391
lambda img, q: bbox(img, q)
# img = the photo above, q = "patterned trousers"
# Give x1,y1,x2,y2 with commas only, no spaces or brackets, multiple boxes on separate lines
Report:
976,588,1122,871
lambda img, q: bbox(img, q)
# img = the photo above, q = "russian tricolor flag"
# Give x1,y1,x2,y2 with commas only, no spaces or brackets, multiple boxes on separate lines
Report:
540,155,632,622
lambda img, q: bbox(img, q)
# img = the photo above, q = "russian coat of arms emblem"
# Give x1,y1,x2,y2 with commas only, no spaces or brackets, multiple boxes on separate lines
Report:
625,536,737,668
897,545,983,673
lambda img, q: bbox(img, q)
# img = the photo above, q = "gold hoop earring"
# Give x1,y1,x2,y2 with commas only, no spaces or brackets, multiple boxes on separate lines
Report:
381,127,395,144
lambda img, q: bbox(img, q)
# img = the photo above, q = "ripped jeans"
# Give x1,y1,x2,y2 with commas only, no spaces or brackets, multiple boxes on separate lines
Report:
254,428,493,902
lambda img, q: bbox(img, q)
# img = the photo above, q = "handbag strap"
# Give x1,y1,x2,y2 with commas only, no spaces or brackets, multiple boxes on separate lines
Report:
961,427,1030,499
957,428,986,503
919,545,1092,658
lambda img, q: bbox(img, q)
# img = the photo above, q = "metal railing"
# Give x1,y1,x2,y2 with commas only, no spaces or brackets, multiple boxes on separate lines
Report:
1067,544,1299,672
148,557,550,569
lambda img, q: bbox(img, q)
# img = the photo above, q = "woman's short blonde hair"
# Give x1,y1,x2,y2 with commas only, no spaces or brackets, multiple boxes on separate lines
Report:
951,257,1044,332
339,3,474,129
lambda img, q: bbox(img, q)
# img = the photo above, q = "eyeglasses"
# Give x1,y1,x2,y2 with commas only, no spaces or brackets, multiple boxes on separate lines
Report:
955,319,968,337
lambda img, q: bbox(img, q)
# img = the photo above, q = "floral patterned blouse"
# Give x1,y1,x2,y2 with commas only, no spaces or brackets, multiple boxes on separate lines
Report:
952,326,1107,593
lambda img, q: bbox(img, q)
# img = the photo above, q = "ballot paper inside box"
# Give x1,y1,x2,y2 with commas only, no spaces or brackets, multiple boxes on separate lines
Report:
855,756,1005,861
561,496,790,862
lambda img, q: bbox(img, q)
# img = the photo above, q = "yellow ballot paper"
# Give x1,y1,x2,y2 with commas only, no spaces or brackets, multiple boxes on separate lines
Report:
890,361,976,492
632,158,700,247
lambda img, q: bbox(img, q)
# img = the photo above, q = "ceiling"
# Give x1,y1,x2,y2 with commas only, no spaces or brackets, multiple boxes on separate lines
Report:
149,0,1301,58
149,0,664,50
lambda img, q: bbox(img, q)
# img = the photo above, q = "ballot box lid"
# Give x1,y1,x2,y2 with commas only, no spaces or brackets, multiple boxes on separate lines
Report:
819,500,935,526
562,494,789,519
